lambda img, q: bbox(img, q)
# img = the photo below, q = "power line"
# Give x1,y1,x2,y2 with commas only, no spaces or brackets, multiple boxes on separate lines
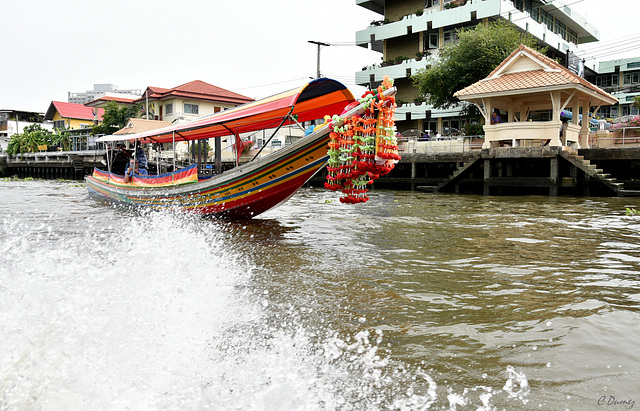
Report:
231,77,309,92
582,42,640,61
579,34,640,53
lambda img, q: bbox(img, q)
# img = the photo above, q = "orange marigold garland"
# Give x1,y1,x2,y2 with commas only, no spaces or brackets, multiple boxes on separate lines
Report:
324,76,398,204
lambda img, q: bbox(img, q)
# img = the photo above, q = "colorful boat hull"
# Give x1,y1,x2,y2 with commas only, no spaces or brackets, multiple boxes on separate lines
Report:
86,131,330,219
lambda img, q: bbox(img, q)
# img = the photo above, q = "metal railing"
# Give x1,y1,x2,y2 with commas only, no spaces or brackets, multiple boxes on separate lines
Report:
591,127,640,148
397,135,484,154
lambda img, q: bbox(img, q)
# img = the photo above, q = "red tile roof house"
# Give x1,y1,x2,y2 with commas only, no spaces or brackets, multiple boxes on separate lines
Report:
44,101,104,131
136,80,254,123
454,44,617,149
130,80,255,162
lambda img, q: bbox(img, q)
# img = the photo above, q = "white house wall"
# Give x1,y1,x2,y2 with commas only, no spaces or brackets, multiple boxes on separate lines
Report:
0,120,54,151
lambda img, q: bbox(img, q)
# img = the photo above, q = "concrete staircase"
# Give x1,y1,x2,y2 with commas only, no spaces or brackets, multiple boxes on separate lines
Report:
434,156,482,193
559,150,628,195
560,150,640,196
429,148,640,196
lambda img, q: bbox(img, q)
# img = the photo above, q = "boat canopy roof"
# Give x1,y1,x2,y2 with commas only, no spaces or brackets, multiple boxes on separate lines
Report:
96,78,355,144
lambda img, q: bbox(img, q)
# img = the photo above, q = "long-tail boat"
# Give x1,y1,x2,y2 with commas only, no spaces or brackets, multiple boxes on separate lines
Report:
85,78,396,218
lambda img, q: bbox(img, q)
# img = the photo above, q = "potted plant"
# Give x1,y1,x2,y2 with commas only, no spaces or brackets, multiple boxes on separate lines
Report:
415,50,430,61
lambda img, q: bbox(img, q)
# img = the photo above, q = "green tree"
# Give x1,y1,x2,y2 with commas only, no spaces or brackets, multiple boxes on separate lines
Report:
412,20,546,109
6,124,73,155
6,124,51,155
49,131,71,151
92,100,141,135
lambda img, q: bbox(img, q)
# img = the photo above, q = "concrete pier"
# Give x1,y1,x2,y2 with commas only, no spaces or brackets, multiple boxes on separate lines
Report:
0,151,106,180
311,146,640,197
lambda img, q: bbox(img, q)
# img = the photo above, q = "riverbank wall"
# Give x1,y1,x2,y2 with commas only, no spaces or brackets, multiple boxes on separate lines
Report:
0,151,105,180
3,147,640,197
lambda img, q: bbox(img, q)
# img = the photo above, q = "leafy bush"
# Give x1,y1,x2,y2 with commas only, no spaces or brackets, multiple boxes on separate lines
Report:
611,116,640,131
6,124,70,155
462,123,485,136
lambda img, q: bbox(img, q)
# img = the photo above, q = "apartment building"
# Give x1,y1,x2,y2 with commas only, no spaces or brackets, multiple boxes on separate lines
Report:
68,84,142,105
355,0,600,135
588,57,640,119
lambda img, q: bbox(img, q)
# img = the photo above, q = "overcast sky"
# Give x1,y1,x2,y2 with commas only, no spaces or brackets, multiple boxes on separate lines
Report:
0,0,637,112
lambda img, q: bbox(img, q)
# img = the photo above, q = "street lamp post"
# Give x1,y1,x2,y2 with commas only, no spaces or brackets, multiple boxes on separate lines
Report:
308,40,331,78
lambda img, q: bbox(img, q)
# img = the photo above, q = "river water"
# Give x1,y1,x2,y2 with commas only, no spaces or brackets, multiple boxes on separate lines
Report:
1,179,639,410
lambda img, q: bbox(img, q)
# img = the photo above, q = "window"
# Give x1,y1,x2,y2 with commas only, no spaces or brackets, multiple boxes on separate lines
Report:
598,106,618,119
165,103,173,115
555,20,566,40
542,13,553,31
623,72,640,85
53,120,66,130
425,32,439,49
566,28,578,45
596,74,619,88
184,103,199,115
443,29,457,44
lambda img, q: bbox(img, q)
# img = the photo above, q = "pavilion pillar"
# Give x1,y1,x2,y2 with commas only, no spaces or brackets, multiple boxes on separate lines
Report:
482,99,493,149
549,91,562,147
572,98,581,148
508,100,518,146
579,100,591,148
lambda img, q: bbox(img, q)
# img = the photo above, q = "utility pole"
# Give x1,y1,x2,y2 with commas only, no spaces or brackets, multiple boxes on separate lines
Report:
308,40,330,78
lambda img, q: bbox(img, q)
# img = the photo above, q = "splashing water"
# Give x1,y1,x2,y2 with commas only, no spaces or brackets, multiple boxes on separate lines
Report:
0,184,440,409
8,180,640,409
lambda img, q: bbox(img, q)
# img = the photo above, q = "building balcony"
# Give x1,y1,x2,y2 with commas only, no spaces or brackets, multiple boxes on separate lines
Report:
356,0,598,55
356,58,429,86
356,0,384,15
394,101,461,122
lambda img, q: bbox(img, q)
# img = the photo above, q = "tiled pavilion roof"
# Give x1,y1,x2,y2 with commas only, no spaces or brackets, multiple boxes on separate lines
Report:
113,118,173,135
454,44,616,105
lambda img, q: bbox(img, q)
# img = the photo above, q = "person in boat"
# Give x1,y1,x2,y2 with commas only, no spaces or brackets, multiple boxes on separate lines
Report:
107,144,131,175
124,147,148,183
134,145,147,171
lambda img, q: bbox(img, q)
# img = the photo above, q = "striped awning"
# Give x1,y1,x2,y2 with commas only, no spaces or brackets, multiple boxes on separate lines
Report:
97,78,355,144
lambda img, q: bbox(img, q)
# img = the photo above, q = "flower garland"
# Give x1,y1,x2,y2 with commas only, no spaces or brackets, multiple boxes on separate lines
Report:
324,76,399,204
